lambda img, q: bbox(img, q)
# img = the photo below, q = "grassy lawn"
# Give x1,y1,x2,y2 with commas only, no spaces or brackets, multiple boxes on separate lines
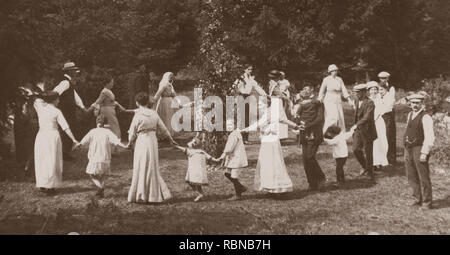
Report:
0,99,449,234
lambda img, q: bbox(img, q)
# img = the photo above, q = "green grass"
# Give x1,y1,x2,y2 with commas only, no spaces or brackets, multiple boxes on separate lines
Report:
0,102,449,234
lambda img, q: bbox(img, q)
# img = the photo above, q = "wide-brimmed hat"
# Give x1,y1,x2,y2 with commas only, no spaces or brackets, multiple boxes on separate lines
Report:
353,83,367,91
62,62,80,72
378,71,390,78
366,81,379,90
328,64,339,73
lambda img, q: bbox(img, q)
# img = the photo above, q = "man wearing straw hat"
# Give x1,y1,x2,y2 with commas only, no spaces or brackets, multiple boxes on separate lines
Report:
53,61,87,160
351,83,377,183
404,92,435,210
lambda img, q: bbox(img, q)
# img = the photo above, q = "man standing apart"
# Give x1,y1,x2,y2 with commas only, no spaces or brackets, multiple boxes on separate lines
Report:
351,84,377,183
404,93,435,210
53,62,87,160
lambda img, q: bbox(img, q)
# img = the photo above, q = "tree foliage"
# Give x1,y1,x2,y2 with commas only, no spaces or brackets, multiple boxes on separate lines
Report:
1,0,449,139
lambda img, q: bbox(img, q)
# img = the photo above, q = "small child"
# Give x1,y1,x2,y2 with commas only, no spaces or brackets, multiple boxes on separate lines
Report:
175,137,218,202
76,114,127,197
323,125,356,186
218,120,248,201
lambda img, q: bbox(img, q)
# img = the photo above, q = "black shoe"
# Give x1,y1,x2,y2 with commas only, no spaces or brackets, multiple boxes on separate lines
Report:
420,202,432,210
409,201,422,207
95,188,104,198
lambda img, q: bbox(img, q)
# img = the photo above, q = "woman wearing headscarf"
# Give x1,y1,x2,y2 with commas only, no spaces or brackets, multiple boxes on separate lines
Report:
317,64,350,134
154,72,179,137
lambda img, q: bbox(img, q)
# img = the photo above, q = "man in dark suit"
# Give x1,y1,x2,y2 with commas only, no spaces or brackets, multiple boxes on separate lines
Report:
295,87,326,190
351,84,377,183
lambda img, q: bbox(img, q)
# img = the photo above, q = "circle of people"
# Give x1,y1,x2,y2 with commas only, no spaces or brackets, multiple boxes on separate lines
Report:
18,62,434,208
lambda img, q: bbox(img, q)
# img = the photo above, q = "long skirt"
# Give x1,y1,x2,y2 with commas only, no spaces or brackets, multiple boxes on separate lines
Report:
254,139,293,193
99,106,121,139
34,129,63,188
322,93,346,134
373,117,389,166
156,96,175,137
128,131,172,203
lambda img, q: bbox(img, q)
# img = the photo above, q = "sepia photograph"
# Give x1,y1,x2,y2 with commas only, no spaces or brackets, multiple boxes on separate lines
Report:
0,0,449,239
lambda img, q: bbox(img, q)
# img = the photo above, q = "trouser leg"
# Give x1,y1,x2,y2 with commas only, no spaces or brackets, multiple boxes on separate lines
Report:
353,131,366,170
412,147,432,205
336,157,347,182
404,147,422,203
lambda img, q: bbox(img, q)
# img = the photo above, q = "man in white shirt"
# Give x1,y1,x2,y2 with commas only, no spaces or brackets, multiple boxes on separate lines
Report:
53,62,87,160
379,71,397,164
403,93,435,210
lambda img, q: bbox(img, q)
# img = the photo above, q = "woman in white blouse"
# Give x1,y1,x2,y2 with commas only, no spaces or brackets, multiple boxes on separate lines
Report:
33,91,79,194
317,64,350,134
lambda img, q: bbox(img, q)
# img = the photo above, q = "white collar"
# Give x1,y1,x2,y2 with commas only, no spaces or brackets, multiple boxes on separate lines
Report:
64,74,72,81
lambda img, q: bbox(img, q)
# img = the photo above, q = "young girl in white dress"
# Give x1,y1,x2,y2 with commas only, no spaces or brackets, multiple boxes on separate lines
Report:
76,114,127,197
175,137,218,202
367,81,389,170
33,91,79,195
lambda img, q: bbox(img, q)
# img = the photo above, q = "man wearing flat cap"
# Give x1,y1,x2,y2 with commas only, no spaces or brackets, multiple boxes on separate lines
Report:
404,93,435,210
351,84,377,183
378,71,397,165
53,61,88,160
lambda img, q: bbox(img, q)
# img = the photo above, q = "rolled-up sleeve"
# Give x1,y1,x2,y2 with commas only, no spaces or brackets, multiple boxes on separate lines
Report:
74,90,85,109
421,114,435,155
53,80,70,95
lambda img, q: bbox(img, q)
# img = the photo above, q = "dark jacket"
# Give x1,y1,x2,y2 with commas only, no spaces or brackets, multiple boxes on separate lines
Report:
354,97,377,141
296,99,324,144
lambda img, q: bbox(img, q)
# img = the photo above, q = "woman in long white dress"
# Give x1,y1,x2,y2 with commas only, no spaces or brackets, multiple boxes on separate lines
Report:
127,92,177,203
367,81,389,169
317,64,350,134
33,91,79,194
242,96,299,195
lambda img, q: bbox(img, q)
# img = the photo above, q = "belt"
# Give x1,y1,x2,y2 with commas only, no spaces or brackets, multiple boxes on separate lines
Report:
138,128,156,134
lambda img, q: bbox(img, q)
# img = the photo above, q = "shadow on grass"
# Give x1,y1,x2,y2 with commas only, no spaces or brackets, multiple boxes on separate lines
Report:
432,196,450,210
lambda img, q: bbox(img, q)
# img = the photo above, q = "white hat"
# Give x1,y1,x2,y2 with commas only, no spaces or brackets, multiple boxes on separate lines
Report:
366,81,379,90
378,71,390,78
328,64,339,72
62,62,80,72
353,83,367,91
407,93,425,102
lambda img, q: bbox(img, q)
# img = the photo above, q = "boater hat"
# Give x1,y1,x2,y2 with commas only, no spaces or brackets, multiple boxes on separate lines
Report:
353,83,367,91
378,71,390,78
62,62,80,72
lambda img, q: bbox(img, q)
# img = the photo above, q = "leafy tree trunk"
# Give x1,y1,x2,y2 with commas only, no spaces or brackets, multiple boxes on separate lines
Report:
198,0,242,156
